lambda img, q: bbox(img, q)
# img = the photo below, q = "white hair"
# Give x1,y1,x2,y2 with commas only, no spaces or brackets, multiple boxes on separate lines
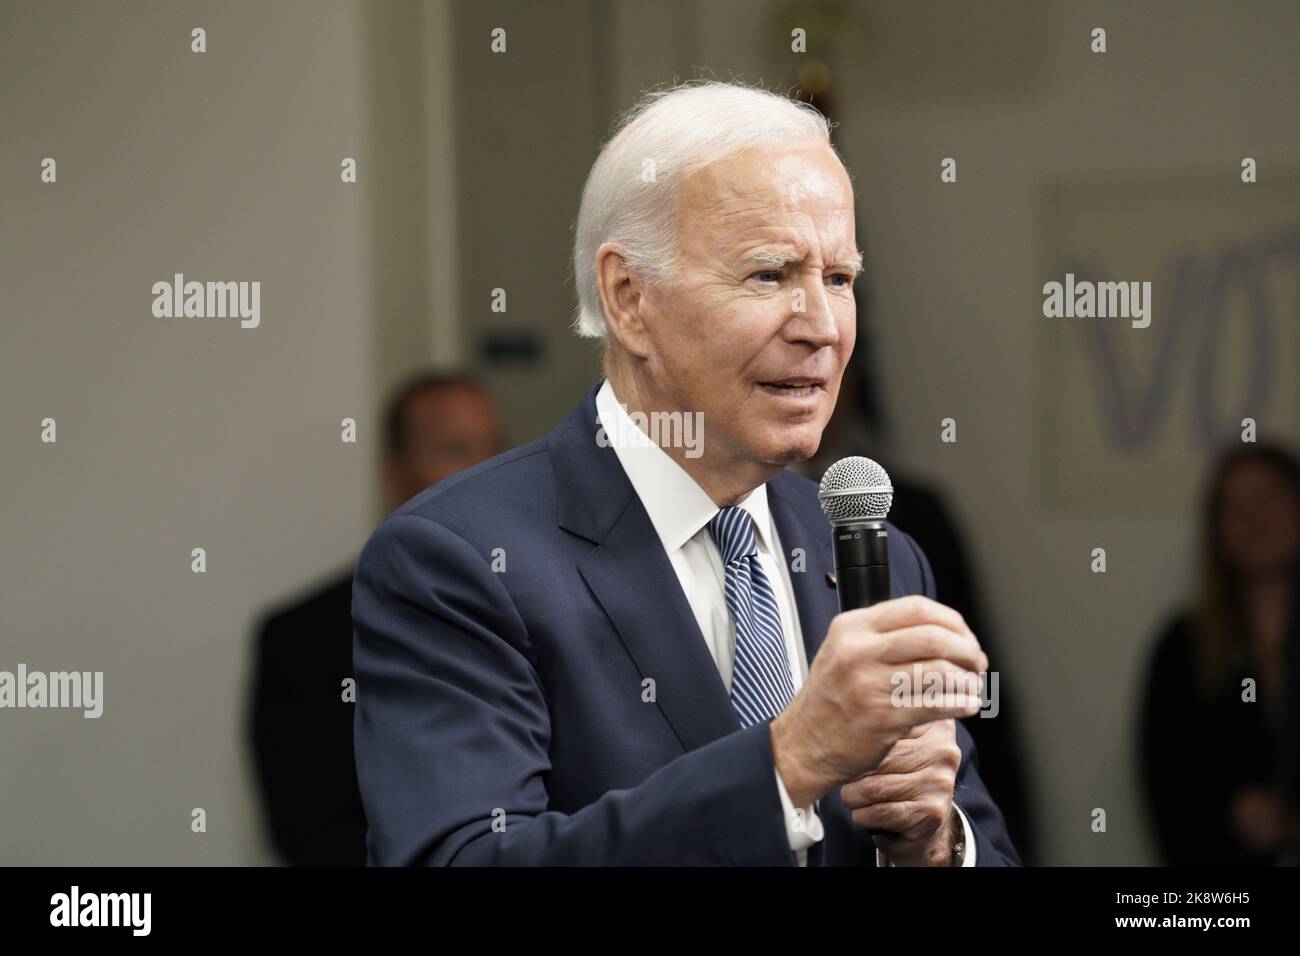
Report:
571,81,837,340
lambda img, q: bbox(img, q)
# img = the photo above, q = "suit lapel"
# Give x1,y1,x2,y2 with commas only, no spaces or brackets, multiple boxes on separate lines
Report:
578,502,742,752
767,472,840,667
551,384,740,753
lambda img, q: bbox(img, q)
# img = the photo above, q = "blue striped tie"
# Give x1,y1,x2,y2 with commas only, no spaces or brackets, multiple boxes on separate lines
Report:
708,507,797,727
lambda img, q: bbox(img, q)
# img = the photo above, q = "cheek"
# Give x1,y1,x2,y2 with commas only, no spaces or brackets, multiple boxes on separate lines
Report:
1220,520,1249,553
837,303,857,354
654,286,738,360
704,304,787,369
1267,503,1300,549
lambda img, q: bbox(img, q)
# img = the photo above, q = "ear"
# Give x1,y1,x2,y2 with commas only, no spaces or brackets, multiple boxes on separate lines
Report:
595,241,653,359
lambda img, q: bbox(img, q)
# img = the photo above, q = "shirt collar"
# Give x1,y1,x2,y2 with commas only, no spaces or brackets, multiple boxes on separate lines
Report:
595,379,776,555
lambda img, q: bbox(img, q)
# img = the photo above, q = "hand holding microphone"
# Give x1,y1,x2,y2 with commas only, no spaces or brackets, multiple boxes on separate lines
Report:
769,457,986,863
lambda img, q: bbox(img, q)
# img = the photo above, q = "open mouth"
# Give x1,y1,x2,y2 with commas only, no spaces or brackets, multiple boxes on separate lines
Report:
758,379,824,398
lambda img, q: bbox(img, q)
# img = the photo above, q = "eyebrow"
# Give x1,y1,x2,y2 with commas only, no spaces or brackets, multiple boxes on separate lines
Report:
740,249,865,275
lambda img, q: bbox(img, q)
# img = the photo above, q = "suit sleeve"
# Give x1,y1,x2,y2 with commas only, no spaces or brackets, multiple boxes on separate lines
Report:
1139,620,1223,865
250,614,367,866
898,528,1023,866
352,511,797,866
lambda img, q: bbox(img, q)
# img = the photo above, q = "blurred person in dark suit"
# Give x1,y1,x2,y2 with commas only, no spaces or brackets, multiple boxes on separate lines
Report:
1141,443,1300,865
249,372,504,865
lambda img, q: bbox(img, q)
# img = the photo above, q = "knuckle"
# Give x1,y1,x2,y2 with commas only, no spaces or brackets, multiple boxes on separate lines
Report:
934,625,961,656
903,594,930,617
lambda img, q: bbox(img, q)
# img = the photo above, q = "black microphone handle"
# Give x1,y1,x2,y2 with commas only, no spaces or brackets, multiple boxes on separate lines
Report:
830,520,900,848
832,520,891,612
835,563,890,612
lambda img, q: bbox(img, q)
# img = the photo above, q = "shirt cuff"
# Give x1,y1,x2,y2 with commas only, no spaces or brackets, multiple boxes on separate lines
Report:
954,803,977,866
874,803,978,867
774,767,824,851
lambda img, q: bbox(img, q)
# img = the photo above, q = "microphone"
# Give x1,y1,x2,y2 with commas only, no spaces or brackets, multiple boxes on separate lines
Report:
817,457,894,612
818,456,901,847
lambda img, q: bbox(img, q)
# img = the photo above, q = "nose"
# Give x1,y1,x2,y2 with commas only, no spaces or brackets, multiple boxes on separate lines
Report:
784,274,842,349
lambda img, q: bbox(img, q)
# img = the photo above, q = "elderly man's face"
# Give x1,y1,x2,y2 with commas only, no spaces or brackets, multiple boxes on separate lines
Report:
642,144,858,468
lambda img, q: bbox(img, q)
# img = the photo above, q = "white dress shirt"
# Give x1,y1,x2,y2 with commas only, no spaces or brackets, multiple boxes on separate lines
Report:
595,380,975,866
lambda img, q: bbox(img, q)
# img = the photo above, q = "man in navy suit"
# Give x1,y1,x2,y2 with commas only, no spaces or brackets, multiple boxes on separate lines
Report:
352,81,1020,866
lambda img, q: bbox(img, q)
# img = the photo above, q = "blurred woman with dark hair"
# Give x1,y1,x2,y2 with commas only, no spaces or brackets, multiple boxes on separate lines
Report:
1141,443,1300,865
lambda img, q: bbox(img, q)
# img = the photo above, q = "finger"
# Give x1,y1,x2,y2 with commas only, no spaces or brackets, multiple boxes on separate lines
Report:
884,660,984,707
875,626,987,673
851,595,974,639
895,693,983,723
842,769,954,808
862,738,934,776
869,736,956,776
900,718,954,740
854,726,958,779
852,800,933,836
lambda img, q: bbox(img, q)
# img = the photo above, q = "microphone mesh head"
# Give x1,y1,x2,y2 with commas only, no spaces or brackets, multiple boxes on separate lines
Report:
818,456,893,523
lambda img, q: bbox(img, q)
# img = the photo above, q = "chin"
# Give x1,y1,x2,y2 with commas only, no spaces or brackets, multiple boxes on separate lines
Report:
755,429,823,467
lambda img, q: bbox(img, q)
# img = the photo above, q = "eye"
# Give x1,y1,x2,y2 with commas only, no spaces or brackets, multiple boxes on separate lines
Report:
750,270,782,284
827,272,855,287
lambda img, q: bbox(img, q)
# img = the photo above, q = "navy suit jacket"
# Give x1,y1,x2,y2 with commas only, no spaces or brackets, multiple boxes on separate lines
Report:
352,384,1020,866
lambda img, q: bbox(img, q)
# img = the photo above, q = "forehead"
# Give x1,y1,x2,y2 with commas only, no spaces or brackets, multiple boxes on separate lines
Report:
405,385,495,426
673,144,855,242
1224,460,1288,494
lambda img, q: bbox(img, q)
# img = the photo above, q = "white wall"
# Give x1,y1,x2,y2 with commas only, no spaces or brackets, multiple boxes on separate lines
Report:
0,0,378,864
